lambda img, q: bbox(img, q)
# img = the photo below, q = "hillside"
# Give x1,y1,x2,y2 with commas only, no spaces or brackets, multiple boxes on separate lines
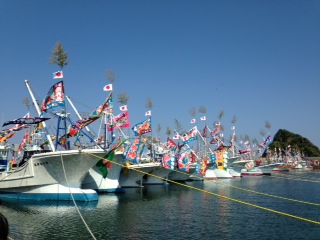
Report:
268,129,320,157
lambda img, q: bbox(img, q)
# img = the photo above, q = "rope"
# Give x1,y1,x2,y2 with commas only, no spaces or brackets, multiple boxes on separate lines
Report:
85,152,320,225
59,151,97,240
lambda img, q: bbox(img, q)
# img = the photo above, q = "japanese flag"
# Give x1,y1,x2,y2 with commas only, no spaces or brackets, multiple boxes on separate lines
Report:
145,110,151,116
190,119,196,123
173,135,179,140
103,84,113,91
53,71,63,79
200,116,206,121
119,105,127,111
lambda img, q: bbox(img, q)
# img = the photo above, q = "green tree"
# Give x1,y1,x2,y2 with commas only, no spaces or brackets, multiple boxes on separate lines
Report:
145,97,154,110
22,97,31,111
198,106,207,115
174,119,185,135
48,42,69,68
117,92,129,105
166,127,172,138
189,107,196,118
104,69,117,83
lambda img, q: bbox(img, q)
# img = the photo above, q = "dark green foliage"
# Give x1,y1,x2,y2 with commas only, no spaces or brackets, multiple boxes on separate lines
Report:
269,129,320,157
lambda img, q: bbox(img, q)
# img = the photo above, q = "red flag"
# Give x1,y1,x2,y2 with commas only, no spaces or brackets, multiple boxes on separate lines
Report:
166,137,177,149
202,125,207,138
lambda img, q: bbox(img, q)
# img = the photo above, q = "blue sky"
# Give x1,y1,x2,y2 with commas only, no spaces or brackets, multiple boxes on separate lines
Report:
1,0,320,149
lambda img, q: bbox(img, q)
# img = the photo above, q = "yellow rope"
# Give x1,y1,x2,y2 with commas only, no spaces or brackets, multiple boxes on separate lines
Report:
85,152,320,225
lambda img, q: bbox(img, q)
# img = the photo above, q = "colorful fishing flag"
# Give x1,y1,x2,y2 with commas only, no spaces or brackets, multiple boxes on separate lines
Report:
96,139,126,178
17,130,29,155
88,93,113,118
202,125,207,138
176,150,191,172
166,137,177,149
210,153,218,169
41,81,65,114
125,139,142,164
53,71,63,79
161,151,175,169
132,117,152,136
107,112,130,131
210,126,221,136
196,158,208,176
2,117,50,127
103,84,113,91
182,126,197,144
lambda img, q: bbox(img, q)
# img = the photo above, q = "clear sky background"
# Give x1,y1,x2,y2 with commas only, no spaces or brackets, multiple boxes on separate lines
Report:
1,0,320,148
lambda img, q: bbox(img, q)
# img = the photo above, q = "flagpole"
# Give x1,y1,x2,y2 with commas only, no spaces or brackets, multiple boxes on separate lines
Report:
173,129,201,160
24,80,55,151
65,96,94,138
196,128,214,155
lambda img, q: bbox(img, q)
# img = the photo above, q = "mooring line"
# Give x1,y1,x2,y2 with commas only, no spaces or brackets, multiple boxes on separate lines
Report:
60,151,97,240
85,152,320,225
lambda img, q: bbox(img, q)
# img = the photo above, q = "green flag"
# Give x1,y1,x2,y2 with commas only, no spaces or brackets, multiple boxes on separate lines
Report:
96,139,127,178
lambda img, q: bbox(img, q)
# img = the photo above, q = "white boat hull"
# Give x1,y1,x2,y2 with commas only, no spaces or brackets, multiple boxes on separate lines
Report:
212,169,233,179
0,149,107,201
169,166,197,182
81,152,125,193
120,163,171,187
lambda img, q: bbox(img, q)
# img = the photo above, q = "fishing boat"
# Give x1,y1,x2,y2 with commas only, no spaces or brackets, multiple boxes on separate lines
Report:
81,151,126,192
66,95,129,193
0,80,116,201
0,142,107,201
119,141,172,187
120,162,169,187
0,142,11,172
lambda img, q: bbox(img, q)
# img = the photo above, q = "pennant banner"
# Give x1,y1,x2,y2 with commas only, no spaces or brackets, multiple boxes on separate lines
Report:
2,117,50,127
125,139,142,164
107,112,130,131
132,117,152,136
176,150,191,172
182,126,197,144
41,81,65,114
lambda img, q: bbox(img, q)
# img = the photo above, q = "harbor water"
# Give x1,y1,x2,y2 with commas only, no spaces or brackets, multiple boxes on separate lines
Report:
1,170,320,240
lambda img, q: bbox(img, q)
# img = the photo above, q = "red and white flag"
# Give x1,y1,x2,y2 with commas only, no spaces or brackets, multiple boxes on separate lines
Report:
190,119,196,123
145,110,151,116
119,105,127,111
173,135,180,140
231,126,235,131
53,71,63,79
215,122,221,126
200,116,206,121
103,84,113,91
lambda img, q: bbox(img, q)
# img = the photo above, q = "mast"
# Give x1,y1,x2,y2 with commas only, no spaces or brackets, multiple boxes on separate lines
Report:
24,80,55,151
65,95,95,139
